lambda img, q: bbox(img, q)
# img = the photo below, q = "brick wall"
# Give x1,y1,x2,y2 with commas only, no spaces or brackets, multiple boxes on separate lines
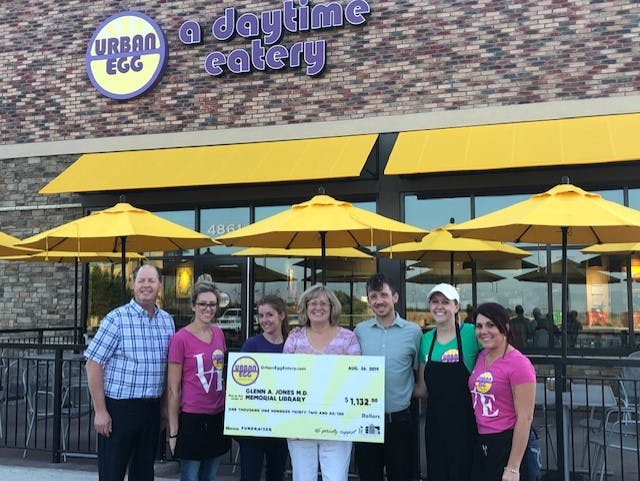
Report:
1,0,639,143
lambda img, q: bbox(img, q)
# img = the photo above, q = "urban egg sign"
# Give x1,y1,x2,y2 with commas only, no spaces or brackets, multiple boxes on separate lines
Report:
179,0,371,76
86,11,168,100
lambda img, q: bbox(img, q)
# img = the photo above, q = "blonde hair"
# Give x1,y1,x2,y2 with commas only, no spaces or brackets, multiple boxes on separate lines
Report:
297,284,342,326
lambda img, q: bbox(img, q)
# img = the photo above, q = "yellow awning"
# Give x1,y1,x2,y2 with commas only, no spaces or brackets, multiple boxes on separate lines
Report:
385,113,640,175
40,134,378,194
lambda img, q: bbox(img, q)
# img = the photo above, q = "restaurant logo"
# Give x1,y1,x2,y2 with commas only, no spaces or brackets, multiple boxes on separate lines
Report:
231,356,260,386
86,11,168,100
178,0,371,77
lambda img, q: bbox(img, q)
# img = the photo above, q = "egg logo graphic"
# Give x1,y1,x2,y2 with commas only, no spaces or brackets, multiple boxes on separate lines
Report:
212,349,225,371
474,371,493,394
231,356,260,386
86,11,168,100
441,348,460,363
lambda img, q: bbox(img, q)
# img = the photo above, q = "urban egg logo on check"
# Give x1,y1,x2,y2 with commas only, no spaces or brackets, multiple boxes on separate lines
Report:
232,356,260,386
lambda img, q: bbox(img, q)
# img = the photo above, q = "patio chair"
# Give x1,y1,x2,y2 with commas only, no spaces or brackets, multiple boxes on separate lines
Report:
22,359,58,457
619,351,640,414
22,357,93,460
60,359,92,461
534,382,557,465
589,407,640,481
1,354,22,440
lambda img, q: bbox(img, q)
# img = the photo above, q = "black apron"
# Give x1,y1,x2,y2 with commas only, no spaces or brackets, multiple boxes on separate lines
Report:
424,324,477,481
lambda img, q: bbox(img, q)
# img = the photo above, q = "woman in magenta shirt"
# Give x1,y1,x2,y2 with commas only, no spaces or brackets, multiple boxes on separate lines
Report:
167,278,231,481
469,302,536,481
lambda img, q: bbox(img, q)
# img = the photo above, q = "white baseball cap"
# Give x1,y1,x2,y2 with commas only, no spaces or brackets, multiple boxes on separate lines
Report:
428,283,460,303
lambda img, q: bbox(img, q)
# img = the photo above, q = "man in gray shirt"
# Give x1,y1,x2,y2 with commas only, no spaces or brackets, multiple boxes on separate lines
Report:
354,273,422,481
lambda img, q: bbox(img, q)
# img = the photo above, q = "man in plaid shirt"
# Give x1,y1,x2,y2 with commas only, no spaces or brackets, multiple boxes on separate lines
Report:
85,264,175,481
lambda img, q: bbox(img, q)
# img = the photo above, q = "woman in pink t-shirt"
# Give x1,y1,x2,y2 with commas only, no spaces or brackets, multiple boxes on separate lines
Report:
469,302,536,481
167,278,231,481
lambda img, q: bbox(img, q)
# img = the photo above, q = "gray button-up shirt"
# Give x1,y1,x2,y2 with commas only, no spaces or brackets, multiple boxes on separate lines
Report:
354,314,422,413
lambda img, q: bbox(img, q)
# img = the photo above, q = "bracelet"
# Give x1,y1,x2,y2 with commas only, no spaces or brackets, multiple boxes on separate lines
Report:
504,466,519,474
169,433,178,439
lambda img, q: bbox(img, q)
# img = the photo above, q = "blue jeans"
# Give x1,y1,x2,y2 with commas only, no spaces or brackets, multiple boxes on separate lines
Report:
180,455,223,481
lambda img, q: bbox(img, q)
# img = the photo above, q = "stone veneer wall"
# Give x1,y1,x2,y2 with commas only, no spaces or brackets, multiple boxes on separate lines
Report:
0,155,81,328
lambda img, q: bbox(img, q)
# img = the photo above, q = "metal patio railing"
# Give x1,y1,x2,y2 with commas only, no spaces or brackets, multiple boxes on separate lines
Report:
1,341,640,481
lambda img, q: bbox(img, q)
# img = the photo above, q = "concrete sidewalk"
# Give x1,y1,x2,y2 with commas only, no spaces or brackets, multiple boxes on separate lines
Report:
0,461,180,481
0,458,242,481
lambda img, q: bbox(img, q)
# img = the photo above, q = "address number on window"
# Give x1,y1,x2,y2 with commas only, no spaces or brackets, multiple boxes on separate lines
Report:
207,224,244,236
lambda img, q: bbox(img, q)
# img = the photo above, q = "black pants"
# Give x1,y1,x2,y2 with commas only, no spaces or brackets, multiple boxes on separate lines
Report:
474,430,530,481
97,397,161,481
239,437,289,481
355,408,415,481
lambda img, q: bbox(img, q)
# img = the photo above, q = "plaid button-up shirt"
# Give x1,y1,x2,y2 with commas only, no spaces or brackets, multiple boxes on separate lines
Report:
85,299,175,399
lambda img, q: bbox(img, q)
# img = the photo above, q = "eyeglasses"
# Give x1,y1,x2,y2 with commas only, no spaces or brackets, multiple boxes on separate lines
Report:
196,302,218,310
307,301,330,308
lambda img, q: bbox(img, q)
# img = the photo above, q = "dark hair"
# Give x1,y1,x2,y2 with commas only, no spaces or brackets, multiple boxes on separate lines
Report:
515,305,524,315
366,273,397,295
191,279,220,319
257,295,290,338
474,302,514,345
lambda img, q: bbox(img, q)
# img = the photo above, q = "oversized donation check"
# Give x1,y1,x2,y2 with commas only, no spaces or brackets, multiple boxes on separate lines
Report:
224,352,385,443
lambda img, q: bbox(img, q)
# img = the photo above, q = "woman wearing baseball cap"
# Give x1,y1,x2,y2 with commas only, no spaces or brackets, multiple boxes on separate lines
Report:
414,283,481,481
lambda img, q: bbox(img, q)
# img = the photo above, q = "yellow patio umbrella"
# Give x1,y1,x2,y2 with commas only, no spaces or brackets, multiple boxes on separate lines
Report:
208,263,290,283
0,250,145,263
379,221,529,303
582,242,640,312
216,193,427,284
515,258,619,284
0,231,38,256
17,201,216,302
448,180,640,345
582,242,640,256
407,267,505,284
447,178,640,480
233,247,374,259
234,246,375,285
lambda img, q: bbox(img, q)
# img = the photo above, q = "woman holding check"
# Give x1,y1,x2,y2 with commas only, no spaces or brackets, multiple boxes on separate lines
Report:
283,284,360,481
239,295,290,481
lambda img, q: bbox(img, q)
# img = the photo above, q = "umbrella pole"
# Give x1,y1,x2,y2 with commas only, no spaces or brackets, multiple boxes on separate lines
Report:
321,232,327,285
626,255,636,348
121,236,127,305
449,252,454,285
471,260,478,309
74,258,79,345
559,227,569,481
561,228,568,361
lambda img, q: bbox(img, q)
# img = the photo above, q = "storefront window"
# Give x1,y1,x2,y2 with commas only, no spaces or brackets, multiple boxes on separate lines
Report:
405,195,470,229
201,207,251,255
629,188,640,210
